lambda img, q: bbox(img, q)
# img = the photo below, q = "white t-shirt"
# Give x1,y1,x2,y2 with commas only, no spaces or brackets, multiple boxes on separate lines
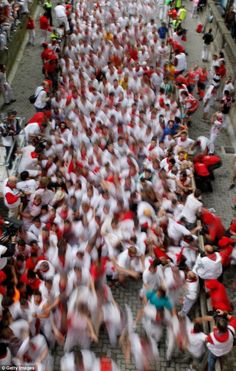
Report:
24,122,40,142
17,179,37,195
54,4,66,18
193,252,222,279
186,319,206,358
18,145,38,173
180,193,202,224
34,87,47,109
167,218,191,244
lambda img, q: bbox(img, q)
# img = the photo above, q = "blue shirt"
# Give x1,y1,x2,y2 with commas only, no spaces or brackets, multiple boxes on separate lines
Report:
158,26,168,40
146,291,173,311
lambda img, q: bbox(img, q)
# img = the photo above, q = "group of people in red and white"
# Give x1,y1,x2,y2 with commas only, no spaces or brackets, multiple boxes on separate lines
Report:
1,0,236,370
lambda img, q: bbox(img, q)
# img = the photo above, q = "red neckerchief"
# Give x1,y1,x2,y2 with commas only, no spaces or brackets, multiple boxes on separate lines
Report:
59,254,65,267
213,329,229,342
206,253,217,261
60,209,68,220
45,161,52,171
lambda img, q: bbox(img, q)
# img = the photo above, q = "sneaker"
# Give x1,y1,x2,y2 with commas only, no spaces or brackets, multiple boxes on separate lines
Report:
229,183,235,190
10,99,16,104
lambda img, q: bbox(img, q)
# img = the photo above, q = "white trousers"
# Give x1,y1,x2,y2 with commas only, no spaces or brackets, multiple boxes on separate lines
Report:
56,15,69,32
202,44,210,61
28,29,35,45
209,131,218,154
2,82,14,104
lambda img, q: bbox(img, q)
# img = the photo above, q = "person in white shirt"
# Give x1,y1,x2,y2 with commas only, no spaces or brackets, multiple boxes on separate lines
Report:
140,259,160,298
54,3,69,31
179,189,203,226
202,85,217,121
209,112,223,154
179,271,199,317
167,217,192,245
193,244,222,280
184,317,207,361
17,171,37,199
33,82,49,111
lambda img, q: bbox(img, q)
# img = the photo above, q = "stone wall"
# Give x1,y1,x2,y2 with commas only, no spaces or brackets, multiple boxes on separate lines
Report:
0,0,38,74
207,0,236,140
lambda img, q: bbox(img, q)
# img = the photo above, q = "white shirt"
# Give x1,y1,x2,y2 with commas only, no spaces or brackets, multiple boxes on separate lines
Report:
54,4,67,18
180,193,202,224
186,319,206,358
17,179,37,195
193,252,222,279
24,122,40,142
167,218,191,244
34,87,47,109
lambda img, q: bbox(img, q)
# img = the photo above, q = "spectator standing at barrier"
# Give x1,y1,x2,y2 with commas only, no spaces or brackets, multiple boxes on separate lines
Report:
44,0,53,26
54,2,69,32
196,311,236,371
3,176,22,218
33,81,50,112
0,64,16,108
39,12,50,44
0,110,20,167
202,29,214,62
26,15,35,46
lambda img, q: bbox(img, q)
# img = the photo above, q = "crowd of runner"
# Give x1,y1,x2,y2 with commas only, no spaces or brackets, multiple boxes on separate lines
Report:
1,0,236,370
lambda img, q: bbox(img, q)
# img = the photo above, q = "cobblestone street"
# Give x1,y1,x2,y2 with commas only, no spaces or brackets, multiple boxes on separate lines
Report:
1,2,236,370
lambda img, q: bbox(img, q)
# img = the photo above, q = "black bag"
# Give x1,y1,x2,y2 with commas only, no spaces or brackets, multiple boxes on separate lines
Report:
29,94,36,104
29,88,44,104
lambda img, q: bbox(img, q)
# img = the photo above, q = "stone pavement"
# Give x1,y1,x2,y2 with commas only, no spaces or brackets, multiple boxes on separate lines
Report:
0,2,236,370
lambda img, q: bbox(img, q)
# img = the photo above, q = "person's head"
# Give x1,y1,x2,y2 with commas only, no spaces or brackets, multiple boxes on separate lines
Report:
7,176,17,187
216,317,228,333
20,171,29,181
20,298,29,309
128,246,137,258
45,279,53,290
17,239,26,252
7,110,17,121
208,28,212,33
33,217,41,228
149,259,159,273
187,271,197,281
157,287,166,297
33,195,42,206
194,189,202,199
40,261,49,272
193,322,203,333
204,244,215,254
33,290,42,305
224,90,230,96
39,177,49,189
